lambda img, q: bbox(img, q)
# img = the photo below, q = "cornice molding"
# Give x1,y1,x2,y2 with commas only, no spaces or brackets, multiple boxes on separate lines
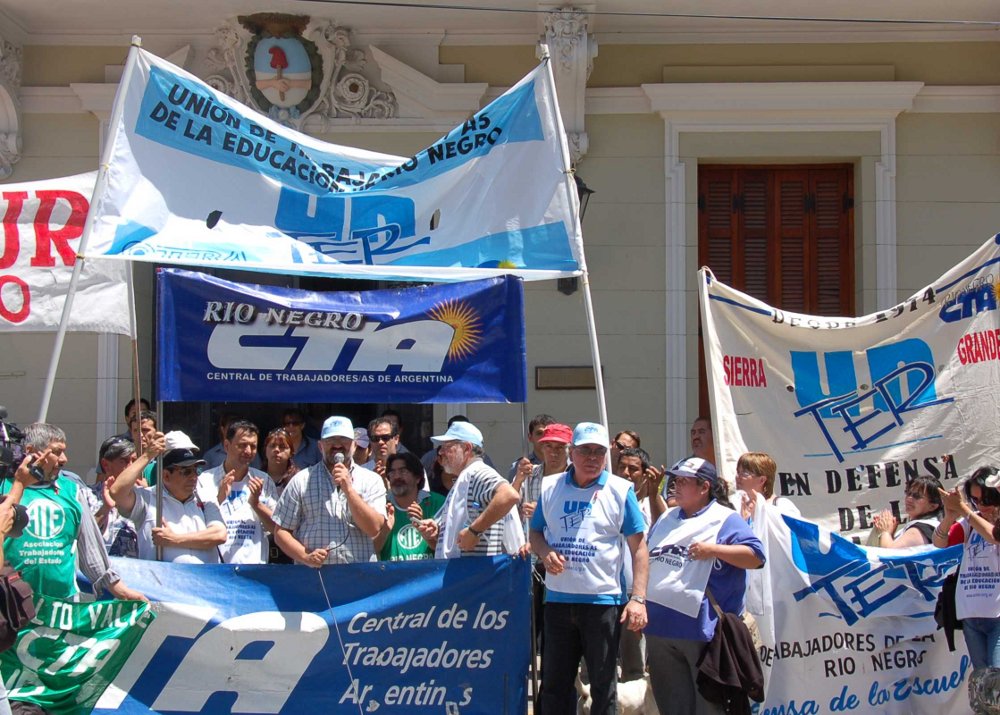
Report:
369,45,487,121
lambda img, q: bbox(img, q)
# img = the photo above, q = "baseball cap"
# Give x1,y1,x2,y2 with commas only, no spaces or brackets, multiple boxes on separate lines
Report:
320,416,354,440
666,457,717,484
354,427,370,448
538,423,572,445
164,430,199,452
98,436,135,465
572,422,609,448
430,421,484,448
162,448,206,470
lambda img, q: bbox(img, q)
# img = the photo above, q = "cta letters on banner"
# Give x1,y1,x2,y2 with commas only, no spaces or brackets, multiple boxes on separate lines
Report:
700,234,1000,538
84,46,582,282
88,556,530,715
0,173,129,334
0,596,155,715
747,501,968,715
157,268,527,403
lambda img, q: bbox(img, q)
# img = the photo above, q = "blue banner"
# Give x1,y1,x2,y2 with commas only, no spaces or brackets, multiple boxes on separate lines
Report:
156,269,526,403
91,556,531,714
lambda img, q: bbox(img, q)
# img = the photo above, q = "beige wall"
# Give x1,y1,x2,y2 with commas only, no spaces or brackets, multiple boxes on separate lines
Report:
2,37,998,470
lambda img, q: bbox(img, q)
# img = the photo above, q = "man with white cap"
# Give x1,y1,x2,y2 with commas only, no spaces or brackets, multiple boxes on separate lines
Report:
271,416,387,565
415,421,522,557
529,422,649,715
109,433,227,564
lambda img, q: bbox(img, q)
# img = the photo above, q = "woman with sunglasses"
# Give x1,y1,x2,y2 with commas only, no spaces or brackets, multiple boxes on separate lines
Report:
871,475,943,548
933,466,1000,673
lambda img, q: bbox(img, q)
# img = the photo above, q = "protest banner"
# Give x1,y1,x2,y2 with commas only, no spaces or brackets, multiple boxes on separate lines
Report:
700,234,1000,538
83,47,582,283
156,268,526,403
748,501,967,715
0,173,129,333
87,556,530,715
0,596,154,715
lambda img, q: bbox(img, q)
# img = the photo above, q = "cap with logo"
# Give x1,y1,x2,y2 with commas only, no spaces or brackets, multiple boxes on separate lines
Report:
321,416,355,440
163,448,207,470
666,457,717,484
430,421,484,448
572,422,609,448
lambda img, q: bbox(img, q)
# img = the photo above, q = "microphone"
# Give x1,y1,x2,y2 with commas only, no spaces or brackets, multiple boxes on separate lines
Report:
334,453,345,466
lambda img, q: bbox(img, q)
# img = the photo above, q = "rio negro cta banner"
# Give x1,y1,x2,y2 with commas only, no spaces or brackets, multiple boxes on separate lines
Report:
89,557,530,715
700,234,1000,539
0,596,154,715
83,47,583,282
157,268,526,403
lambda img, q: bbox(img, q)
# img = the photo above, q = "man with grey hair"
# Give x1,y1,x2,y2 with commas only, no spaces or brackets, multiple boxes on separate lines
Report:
93,435,141,558
0,423,145,602
415,421,523,558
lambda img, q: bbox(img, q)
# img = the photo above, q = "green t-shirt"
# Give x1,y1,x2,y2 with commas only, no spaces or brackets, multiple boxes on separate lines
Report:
379,491,446,562
2,475,83,599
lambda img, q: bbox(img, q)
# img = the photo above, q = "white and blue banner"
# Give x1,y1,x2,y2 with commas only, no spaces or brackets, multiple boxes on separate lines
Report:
83,47,583,282
0,172,130,334
748,500,967,715
700,234,1000,538
157,268,526,404
90,556,531,715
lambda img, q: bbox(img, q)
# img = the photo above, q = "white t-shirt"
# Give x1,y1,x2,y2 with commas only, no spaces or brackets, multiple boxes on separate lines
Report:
129,485,225,564
196,466,278,564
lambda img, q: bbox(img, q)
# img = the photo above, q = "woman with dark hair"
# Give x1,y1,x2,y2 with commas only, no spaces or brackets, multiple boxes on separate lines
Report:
644,458,764,715
261,428,297,494
871,474,943,548
933,466,1000,673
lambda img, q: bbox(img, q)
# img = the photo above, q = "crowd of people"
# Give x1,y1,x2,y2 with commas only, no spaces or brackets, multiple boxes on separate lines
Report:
0,399,997,715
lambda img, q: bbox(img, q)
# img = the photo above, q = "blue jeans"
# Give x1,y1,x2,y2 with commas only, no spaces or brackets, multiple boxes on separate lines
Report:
541,602,622,715
963,617,1000,669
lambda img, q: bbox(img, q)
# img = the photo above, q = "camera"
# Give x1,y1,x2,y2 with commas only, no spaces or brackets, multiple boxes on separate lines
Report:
0,407,51,484
0,407,26,482
0,495,29,538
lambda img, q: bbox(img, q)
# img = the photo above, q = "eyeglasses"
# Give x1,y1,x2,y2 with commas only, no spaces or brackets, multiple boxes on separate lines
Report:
574,446,607,458
970,492,1000,509
387,468,412,476
736,471,762,480
371,434,395,443
613,441,627,451
168,467,199,477
283,420,304,427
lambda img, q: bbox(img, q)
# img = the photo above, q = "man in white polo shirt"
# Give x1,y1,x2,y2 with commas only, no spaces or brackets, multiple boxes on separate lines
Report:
196,419,277,564
529,422,649,715
110,437,227,564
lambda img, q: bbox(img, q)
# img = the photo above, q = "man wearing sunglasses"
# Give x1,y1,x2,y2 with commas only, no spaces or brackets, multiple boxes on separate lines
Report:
279,408,323,469
110,436,226,564
362,417,399,479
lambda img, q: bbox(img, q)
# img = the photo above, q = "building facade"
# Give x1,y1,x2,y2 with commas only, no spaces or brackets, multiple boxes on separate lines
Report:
0,1,997,475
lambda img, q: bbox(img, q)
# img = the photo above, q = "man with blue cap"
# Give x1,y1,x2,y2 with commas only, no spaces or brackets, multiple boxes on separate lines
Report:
529,421,649,715
272,416,387,565
415,421,522,558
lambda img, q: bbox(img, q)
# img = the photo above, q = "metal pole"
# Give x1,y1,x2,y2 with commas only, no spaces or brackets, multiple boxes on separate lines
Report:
155,401,164,561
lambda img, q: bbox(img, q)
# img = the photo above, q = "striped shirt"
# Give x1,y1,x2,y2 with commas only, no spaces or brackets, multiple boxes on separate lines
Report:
272,460,386,564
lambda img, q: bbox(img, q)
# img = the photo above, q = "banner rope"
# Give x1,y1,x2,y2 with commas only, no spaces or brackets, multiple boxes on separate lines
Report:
317,568,365,715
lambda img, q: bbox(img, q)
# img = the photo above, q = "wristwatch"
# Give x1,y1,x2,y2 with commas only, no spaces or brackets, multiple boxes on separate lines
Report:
630,595,646,604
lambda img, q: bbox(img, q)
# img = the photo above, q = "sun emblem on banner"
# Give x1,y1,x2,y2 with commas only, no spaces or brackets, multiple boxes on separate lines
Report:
428,300,483,360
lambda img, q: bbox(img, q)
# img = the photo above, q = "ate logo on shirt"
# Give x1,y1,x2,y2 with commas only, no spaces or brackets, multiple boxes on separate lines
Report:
560,500,594,529
26,501,66,540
